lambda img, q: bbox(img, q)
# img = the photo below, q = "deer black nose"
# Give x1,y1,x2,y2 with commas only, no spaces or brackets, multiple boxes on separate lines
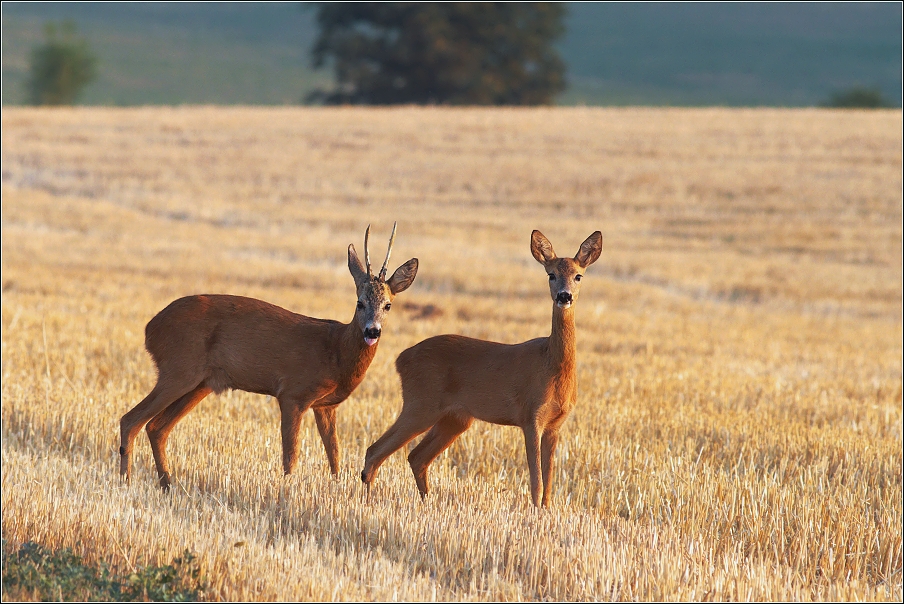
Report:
364,326,381,339
556,291,573,305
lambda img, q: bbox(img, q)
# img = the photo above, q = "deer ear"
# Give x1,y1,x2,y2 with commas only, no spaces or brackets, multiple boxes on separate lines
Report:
387,258,418,295
574,231,603,268
530,230,556,263
348,244,368,286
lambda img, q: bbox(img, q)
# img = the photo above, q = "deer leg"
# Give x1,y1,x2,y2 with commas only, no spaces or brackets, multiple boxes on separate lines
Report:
278,400,308,476
119,379,200,481
313,405,340,476
361,411,438,486
407,414,473,499
540,430,560,508
145,386,212,491
522,424,542,507
277,386,334,476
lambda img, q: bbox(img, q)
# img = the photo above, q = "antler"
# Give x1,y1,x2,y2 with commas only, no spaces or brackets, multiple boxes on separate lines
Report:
378,221,397,281
364,224,372,277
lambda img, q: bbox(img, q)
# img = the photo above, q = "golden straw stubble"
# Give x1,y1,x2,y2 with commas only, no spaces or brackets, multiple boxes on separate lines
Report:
1,106,901,601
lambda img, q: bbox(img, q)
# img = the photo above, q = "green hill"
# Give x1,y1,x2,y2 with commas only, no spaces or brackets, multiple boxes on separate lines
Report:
1,3,328,105
560,3,902,106
2,2,901,106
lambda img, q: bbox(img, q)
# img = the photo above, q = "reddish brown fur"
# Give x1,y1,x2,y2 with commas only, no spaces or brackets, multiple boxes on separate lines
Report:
120,227,417,490
361,230,602,507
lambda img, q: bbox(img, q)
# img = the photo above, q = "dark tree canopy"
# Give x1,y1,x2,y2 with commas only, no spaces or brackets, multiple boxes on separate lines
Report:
824,87,891,109
27,20,97,106
310,3,566,105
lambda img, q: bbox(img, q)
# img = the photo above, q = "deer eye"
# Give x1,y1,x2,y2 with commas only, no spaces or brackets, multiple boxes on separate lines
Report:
384,303,391,311
357,301,365,310
548,274,555,281
575,274,583,282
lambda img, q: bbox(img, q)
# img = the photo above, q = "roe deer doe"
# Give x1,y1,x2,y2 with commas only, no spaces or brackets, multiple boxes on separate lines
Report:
361,230,602,507
119,223,418,490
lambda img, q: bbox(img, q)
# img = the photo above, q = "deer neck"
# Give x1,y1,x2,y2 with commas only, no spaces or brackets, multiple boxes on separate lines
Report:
336,319,379,388
548,303,577,373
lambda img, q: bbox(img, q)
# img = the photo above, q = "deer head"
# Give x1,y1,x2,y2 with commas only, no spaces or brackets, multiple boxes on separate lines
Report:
348,222,418,345
531,230,603,309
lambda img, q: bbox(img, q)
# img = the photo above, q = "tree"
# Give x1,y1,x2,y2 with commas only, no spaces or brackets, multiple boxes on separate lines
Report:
310,3,566,105
27,20,98,106
824,87,891,109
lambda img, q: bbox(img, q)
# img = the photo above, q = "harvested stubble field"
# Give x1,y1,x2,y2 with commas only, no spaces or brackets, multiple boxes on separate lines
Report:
1,106,902,601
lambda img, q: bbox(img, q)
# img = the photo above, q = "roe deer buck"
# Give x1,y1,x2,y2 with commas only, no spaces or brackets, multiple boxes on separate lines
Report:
119,223,418,490
361,230,602,507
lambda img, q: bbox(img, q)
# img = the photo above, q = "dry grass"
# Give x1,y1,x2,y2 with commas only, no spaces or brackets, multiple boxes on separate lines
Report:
1,106,901,601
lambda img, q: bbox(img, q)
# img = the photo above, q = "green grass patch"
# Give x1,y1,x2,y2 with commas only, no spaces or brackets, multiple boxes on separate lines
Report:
1,540,207,602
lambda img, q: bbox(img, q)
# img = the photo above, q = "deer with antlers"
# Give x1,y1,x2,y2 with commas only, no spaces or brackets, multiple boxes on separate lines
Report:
119,223,418,490
361,230,602,507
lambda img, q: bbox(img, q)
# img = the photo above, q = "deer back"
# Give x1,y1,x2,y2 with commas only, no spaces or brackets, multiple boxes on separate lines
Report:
145,294,339,397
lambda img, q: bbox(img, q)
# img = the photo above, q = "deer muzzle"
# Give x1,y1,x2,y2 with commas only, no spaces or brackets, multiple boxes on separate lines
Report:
363,325,381,346
556,291,573,308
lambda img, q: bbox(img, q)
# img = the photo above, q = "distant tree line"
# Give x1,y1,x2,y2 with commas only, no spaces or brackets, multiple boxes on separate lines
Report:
23,8,895,109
